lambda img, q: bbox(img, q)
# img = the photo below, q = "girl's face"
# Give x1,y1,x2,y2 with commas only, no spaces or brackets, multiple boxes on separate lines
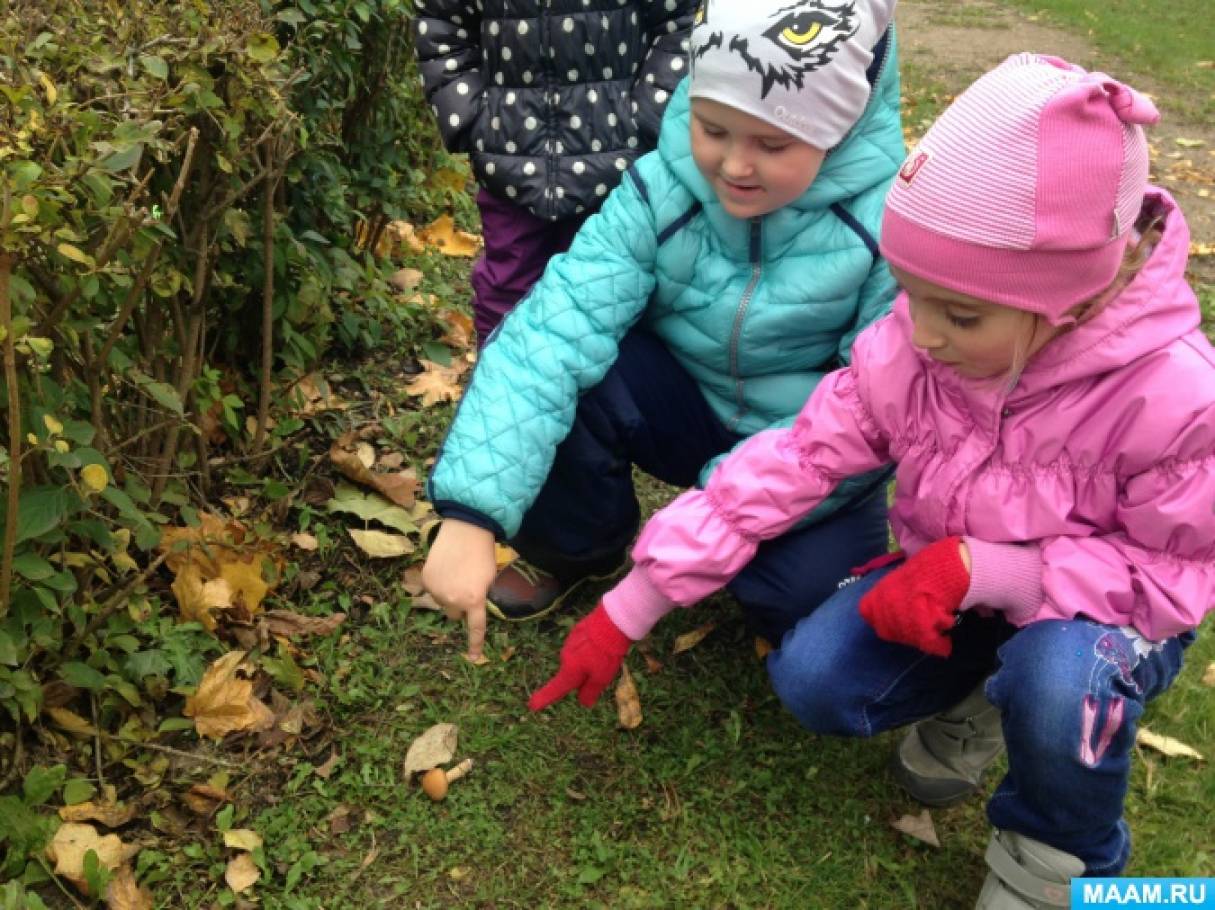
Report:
690,98,826,219
893,266,1060,379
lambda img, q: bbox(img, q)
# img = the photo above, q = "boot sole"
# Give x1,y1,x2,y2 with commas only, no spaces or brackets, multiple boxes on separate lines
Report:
485,566,625,623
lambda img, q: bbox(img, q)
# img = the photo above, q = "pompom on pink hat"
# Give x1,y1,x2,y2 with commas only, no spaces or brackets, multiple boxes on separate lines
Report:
880,53,1160,324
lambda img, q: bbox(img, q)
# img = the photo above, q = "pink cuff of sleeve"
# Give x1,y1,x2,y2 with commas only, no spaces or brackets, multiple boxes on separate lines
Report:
602,565,678,641
961,538,1044,626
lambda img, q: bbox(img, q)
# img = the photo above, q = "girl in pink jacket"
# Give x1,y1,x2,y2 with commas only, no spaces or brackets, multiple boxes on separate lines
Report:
530,54,1215,907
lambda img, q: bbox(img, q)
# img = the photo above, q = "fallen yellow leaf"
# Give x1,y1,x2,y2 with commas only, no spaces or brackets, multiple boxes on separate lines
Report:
183,651,275,740
223,828,264,852
672,621,717,655
46,706,99,738
46,823,138,895
404,360,463,408
1136,727,1204,761
105,864,152,910
349,528,415,558
417,214,481,257
171,563,232,631
615,665,643,730
225,852,260,893
58,800,138,829
1202,662,1215,688
390,267,424,292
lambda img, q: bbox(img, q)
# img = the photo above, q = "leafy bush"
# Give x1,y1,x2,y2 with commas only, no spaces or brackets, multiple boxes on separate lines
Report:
0,0,454,764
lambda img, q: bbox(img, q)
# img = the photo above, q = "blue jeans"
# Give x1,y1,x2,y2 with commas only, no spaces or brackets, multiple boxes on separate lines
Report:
768,566,1194,874
512,329,890,641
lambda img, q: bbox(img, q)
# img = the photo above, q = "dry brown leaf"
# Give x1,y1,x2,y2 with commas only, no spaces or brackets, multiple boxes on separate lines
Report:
387,219,425,254
390,268,424,292
105,865,152,910
291,532,319,551
46,823,139,895
46,706,99,738
379,450,405,469
417,213,481,257
285,373,344,416
404,360,463,408
260,610,347,639
182,783,231,815
59,800,137,829
401,566,425,596
1136,727,1204,761
218,557,270,616
403,723,459,778
891,810,940,847
349,528,415,558
171,564,232,631
438,308,475,350
1202,662,1215,688
225,853,260,893
223,829,264,852
329,436,418,507
672,621,717,655
616,665,643,730
754,637,774,660
315,750,342,780
430,167,469,194
183,651,275,740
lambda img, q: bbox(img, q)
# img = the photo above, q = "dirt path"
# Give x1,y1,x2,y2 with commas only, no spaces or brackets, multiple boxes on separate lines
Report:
896,0,1215,284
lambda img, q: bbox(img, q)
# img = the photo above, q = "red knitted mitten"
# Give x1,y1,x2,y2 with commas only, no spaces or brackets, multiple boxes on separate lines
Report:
528,602,631,710
858,537,970,657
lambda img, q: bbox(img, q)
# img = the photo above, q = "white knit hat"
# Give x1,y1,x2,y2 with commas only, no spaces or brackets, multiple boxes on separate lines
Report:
688,0,896,150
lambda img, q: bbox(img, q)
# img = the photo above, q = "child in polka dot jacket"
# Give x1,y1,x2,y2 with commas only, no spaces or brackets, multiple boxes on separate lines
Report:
415,0,698,346
423,0,904,654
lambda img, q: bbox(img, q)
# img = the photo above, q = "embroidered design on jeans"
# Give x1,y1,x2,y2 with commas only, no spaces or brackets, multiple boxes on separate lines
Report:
1079,694,1125,767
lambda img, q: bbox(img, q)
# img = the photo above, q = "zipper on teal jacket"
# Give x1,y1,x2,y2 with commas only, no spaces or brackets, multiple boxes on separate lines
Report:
727,218,763,431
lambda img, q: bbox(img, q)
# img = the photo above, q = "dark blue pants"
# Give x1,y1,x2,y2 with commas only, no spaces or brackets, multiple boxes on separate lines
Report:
768,565,1194,874
511,329,890,642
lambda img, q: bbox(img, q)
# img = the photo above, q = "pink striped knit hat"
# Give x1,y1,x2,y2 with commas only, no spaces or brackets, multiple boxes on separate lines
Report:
880,53,1159,323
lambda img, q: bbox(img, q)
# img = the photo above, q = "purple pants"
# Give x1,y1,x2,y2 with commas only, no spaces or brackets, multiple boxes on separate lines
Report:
470,189,589,347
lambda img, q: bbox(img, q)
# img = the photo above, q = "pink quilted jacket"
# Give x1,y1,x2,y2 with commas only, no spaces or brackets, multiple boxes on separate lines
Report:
611,190,1215,642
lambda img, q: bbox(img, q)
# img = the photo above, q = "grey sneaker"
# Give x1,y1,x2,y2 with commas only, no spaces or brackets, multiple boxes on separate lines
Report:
976,830,1084,909
892,681,1004,806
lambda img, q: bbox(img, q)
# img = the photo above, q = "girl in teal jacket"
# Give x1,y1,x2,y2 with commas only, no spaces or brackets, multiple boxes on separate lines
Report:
423,0,906,659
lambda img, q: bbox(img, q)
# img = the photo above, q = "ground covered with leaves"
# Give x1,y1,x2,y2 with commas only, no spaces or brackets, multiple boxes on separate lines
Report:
2,1,1214,908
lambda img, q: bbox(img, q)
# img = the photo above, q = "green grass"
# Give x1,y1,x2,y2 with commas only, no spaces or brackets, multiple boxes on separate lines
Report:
996,0,1215,119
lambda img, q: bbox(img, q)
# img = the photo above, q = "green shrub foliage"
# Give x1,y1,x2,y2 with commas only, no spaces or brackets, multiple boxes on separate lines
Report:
0,0,443,737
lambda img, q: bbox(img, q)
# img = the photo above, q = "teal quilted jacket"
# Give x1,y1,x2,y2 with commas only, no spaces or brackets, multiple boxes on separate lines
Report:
429,30,905,538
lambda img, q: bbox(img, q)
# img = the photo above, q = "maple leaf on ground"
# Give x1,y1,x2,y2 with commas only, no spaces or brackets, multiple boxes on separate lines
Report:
404,360,463,408
183,651,275,739
417,213,481,257
106,865,153,910
46,823,139,895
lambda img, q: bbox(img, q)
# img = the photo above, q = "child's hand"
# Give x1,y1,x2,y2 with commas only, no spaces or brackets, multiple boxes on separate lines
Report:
421,519,498,661
858,537,971,657
528,603,631,710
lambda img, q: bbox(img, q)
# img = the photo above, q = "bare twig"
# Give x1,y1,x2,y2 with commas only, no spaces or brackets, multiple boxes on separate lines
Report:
252,149,282,460
128,739,241,769
1,218,20,617
90,693,106,792
62,551,170,660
